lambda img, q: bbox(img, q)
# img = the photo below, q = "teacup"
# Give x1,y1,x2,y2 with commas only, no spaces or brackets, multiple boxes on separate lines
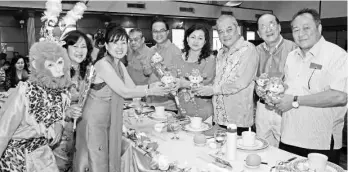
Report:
190,117,202,129
133,98,141,104
242,131,256,147
308,153,328,172
155,106,165,117
154,123,166,132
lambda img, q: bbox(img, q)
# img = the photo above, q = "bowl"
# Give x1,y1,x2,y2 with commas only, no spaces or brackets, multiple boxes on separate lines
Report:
193,134,207,145
245,154,261,167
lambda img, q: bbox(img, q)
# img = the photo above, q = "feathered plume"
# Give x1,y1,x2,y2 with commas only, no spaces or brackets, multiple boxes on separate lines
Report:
59,2,87,40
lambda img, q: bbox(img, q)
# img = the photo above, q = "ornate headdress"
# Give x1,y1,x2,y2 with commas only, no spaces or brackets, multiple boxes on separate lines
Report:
39,0,88,46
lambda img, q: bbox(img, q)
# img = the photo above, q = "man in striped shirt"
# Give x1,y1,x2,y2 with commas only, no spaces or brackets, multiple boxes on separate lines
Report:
255,13,297,147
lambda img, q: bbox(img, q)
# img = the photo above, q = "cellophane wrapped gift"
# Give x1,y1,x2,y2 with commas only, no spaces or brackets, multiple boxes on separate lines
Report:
255,73,287,106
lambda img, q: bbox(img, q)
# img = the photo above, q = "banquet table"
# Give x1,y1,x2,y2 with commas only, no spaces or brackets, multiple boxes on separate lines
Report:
122,108,302,172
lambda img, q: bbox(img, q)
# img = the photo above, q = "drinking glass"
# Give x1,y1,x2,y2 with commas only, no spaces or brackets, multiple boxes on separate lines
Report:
134,104,143,123
214,130,227,156
169,119,181,140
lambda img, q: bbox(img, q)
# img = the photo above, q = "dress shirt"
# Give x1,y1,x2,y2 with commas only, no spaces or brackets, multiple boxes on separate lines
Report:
282,37,348,150
256,36,297,77
126,44,153,85
213,37,259,127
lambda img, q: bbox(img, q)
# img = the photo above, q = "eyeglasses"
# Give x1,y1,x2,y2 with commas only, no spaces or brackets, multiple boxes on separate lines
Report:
152,29,168,35
129,37,142,43
259,23,277,31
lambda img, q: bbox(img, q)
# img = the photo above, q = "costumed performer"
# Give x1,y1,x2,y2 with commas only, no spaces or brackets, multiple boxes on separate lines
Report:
0,41,73,172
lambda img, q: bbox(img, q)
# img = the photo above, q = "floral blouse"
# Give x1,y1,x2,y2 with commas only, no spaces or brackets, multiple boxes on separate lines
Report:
175,53,216,120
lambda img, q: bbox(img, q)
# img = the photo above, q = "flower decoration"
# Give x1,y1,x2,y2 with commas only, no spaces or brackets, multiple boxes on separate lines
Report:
122,125,188,171
150,52,168,77
255,73,287,106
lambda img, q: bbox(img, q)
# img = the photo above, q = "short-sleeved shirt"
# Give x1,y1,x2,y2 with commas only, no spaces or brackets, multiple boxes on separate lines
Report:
282,37,348,150
126,44,153,85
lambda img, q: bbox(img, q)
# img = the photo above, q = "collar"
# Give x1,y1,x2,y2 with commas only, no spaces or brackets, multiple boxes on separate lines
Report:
154,39,171,50
221,36,245,54
262,36,283,52
294,36,325,59
130,44,147,55
308,36,324,57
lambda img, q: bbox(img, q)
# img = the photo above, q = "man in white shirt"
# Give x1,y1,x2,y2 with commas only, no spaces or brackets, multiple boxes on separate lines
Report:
275,8,347,164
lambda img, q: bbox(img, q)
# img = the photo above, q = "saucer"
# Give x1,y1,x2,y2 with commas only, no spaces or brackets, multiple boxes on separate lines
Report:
148,111,172,121
183,122,212,132
237,140,258,148
237,137,269,151
194,142,206,147
291,158,345,172
244,163,260,169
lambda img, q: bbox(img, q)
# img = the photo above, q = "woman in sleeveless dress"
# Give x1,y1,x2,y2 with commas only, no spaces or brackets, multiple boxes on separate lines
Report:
73,26,171,172
176,24,216,121
52,30,93,172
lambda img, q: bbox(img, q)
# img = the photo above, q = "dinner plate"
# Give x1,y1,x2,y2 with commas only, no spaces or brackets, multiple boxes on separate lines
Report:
270,165,293,172
236,137,269,151
148,111,172,121
183,122,212,132
142,107,155,113
291,158,345,172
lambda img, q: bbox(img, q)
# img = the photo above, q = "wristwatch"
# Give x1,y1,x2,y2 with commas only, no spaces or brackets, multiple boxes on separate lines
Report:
292,96,299,108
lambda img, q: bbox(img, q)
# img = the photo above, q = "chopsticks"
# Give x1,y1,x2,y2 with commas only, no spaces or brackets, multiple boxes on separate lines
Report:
244,160,268,165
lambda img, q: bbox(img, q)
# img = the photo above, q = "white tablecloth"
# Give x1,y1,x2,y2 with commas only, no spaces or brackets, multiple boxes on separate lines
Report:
124,111,301,172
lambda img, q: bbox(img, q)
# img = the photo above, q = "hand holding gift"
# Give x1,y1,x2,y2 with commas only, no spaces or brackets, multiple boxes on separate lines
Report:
255,73,287,106
148,81,172,96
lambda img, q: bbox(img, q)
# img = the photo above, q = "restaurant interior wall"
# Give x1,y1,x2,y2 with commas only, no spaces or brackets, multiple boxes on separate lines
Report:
0,0,272,59
241,1,347,50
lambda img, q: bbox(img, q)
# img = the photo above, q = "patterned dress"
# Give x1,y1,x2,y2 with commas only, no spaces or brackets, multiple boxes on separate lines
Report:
0,81,70,172
175,54,216,121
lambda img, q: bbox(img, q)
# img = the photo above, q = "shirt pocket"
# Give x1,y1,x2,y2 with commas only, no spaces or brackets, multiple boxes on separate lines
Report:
308,68,328,92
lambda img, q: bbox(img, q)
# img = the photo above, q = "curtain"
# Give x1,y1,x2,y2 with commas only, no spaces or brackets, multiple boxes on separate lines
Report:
27,14,35,51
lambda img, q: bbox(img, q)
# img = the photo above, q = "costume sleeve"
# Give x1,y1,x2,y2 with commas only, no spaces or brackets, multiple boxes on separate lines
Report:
0,68,5,84
202,55,216,85
213,45,259,95
0,83,27,155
